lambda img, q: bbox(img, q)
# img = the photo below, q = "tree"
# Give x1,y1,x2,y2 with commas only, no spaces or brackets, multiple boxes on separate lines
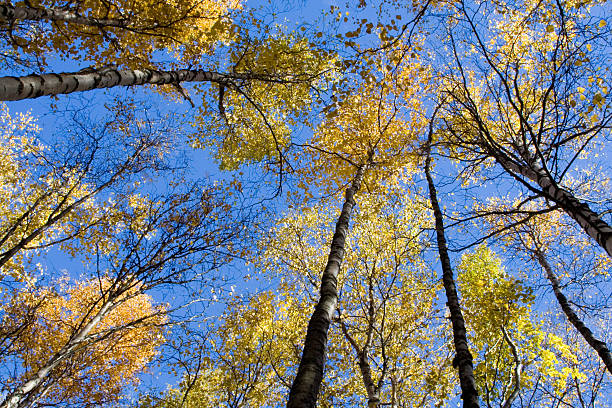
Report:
534,250,612,375
439,0,612,258
287,161,370,408
287,50,431,407
479,202,612,376
0,101,244,408
140,291,305,408
0,101,170,276
0,278,166,408
0,68,277,101
424,134,479,408
0,179,243,408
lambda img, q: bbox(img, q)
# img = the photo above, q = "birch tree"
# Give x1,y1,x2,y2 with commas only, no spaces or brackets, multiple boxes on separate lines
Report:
424,136,480,408
480,202,612,377
286,50,431,406
0,101,244,408
0,179,243,408
0,278,166,408
439,0,612,258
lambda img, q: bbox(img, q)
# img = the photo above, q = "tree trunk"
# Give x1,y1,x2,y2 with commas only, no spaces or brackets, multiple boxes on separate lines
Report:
287,164,367,408
0,67,276,101
534,249,612,375
390,376,398,408
339,318,380,408
360,349,380,408
424,148,479,408
494,152,612,259
0,3,127,28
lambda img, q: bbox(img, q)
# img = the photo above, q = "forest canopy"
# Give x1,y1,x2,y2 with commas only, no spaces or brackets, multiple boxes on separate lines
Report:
0,0,611,407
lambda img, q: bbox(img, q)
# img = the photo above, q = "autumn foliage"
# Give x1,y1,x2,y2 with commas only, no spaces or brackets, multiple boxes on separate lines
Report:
1,0,611,407
1,278,165,405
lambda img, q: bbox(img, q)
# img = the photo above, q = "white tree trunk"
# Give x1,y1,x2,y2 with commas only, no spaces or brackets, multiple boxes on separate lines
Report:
0,68,249,101
497,154,612,258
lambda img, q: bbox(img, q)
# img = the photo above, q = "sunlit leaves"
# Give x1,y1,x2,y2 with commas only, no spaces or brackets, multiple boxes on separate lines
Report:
440,0,611,179
254,191,447,406
193,34,336,170
294,51,431,198
458,246,586,403
0,103,179,284
1,277,166,405
2,0,241,69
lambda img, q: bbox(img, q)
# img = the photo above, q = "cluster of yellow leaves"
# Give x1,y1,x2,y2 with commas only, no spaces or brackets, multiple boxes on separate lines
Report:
10,0,241,67
296,52,431,197
1,277,166,405
193,34,337,170
458,246,585,401
143,291,307,408
470,197,610,400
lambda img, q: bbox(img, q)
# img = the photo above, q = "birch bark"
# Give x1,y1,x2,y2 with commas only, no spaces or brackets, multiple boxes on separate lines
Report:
287,163,367,408
493,151,612,258
0,68,284,101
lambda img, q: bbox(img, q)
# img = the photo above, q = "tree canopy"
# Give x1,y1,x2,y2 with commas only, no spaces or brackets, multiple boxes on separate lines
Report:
0,0,611,407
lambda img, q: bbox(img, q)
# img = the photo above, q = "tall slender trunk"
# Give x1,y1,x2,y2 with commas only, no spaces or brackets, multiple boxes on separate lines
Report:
287,164,367,408
534,249,612,375
494,152,612,258
0,3,127,28
360,351,380,408
340,321,380,408
424,148,479,408
0,68,276,101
